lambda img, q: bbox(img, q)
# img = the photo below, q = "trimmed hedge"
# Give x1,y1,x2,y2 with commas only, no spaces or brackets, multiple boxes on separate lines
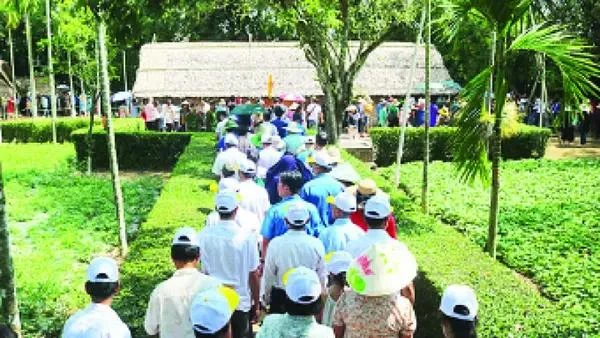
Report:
71,129,192,170
341,150,583,337
113,133,217,336
0,117,145,143
369,125,552,167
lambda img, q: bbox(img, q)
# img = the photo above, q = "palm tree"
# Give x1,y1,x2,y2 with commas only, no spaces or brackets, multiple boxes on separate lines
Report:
45,0,58,143
451,0,600,258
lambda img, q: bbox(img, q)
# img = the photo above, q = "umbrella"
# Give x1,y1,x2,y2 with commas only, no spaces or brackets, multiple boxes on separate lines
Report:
111,91,132,102
230,104,266,116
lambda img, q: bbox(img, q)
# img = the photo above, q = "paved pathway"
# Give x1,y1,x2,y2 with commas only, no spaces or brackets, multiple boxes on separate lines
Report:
545,137,600,160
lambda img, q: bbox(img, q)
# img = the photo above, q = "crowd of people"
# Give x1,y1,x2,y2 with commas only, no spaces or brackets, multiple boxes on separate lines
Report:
57,117,481,338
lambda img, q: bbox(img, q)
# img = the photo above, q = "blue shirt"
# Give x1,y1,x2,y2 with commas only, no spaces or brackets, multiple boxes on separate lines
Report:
261,195,324,240
271,118,288,138
299,173,344,226
318,218,365,253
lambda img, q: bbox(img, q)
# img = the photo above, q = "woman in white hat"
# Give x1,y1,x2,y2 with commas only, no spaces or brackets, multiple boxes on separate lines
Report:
332,243,418,338
439,285,479,338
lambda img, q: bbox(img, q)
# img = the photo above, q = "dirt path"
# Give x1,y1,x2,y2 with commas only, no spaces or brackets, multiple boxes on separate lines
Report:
545,137,600,160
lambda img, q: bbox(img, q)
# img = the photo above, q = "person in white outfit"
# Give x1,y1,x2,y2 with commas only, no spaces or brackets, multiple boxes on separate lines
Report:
212,133,247,179
205,178,261,236
257,135,282,179
62,257,131,338
238,159,271,224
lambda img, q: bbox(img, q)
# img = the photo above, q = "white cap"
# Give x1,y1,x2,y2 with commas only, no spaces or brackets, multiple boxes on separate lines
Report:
87,257,119,283
190,286,240,334
224,133,238,146
172,227,199,246
313,151,333,169
332,192,357,213
283,267,322,304
364,194,392,219
215,190,239,213
330,163,361,184
440,285,479,321
325,251,353,275
285,202,310,227
219,177,240,192
239,159,256,175
261,134,272,144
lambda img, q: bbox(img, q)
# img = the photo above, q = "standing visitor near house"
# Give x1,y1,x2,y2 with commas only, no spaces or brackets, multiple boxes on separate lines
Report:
163,99,175,132
306,97,322,130
440,285,479,338
238,159,271,224
262,204,327,314
387,99,400,127
144,227,222,338
318,192,365,252
190,287,240,338
347,179,398,238
271,105,289,138
180,100,192,131
377,99,388,127
332,243,417,338
322,251,353,327
198,190,261,338
62,257,131,338
257,267,334,338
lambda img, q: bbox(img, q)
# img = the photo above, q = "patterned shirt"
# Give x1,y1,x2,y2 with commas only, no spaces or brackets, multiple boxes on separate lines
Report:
257,314,334,338
333,291,416,338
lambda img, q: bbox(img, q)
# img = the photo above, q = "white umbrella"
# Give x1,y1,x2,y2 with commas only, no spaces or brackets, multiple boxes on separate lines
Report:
111,91,132,102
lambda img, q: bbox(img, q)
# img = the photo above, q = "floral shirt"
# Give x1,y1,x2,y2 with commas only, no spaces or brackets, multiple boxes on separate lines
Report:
257,314,334,338
333,291,416,338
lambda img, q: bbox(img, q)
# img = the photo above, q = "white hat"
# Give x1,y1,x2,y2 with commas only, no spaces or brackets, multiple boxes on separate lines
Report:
190,286,240,334
332,192,357,213
172,227,199,246
261,134,272,144
87,257,119,283
313,151,333,169
283,267,322,304
218,177,240,192
285,202,310,227
325,251,353,275
364,194,392,219
215,190,239,213
440,285,479,321
304,136,316,144
239,159,256,175
224,133,239,146
181,100,190,105
330,163,361,184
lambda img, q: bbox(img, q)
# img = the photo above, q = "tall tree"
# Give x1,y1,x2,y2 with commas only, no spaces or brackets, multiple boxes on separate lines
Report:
421,0,431,214
22,0,39,118
0,2,20,99
451,0,600,258
270,0,416,142
0,164,21,336
45,0,58,143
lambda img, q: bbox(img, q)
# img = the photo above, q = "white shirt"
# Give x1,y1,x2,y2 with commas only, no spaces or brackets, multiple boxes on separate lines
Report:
62,303,131,338
239,179,271,224
307,103,322,122
318,218,365,253
144,268,222,338
212,147,247,177
198,220,260,311
346,229,409,258
260,121,278,137
205,207,261,235
215,118,229,138
257,146,282,178
262,230,326,302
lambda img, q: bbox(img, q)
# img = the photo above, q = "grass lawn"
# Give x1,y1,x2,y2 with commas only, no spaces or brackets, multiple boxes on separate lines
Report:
2,143,164,337
380,159,600,331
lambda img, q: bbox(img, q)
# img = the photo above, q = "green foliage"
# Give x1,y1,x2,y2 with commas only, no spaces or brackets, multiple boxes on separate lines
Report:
344,150,596,336
113,133,217,335
380,159,600,335
4,144,163,336
71,129,192,170
0,143,75,174
369,125,551,167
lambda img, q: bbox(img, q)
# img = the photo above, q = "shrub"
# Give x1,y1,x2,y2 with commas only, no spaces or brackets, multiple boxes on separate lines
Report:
71,130,192,170
369,125,552,167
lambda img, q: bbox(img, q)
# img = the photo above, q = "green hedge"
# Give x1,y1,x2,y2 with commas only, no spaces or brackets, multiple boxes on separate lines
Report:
71,130,192,170
0,117,145,143
369,125,552,167
341,150,581,337
112,134,217,336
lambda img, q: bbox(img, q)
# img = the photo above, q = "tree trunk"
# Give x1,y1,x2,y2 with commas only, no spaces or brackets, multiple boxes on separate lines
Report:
25,13,38,118
421,0,431,215
324,87,339,143
0,164,22,336
46,0,58,143
68,51,76,117
88,38,101,175
8,29,16,101
98,19,128,256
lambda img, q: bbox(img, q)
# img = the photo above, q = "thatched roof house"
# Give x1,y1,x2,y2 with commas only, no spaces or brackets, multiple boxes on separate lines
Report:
132,41,456,98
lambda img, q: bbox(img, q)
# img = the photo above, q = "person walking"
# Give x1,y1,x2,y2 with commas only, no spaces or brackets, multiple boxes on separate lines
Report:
190,287,240,338
239,160,271,224
318,192,365,253
205,178,261,236
257,135,283,179
144,228,222,338
262,203,327,314
198,190,261,338
440,285,479,338
306,97,322,130
212,134,247,179
347,179,398,238
322,251,353,327
62,257,131,337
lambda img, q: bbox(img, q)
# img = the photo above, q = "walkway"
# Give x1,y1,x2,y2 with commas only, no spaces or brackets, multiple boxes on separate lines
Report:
545,137,600,159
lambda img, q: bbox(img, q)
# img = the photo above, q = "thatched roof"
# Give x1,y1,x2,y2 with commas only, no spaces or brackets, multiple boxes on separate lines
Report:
132,41,456,98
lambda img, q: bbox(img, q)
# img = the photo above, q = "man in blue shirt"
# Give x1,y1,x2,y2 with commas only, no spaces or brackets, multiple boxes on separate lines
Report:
299,151,345,226
271,105,288,138
318,191,365,252
261,170,323,258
